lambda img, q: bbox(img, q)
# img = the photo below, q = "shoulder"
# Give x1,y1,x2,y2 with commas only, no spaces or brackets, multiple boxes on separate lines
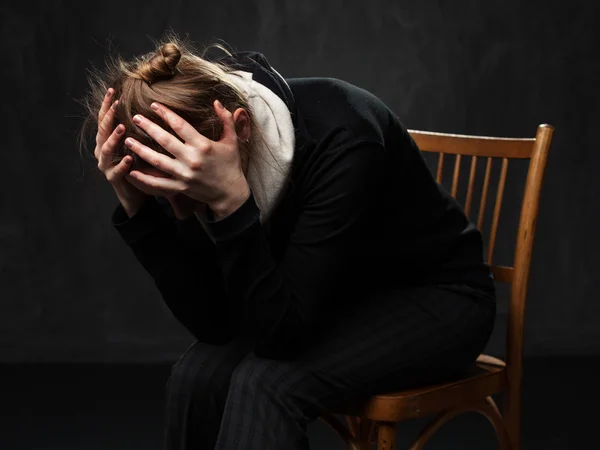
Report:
295,126,386,205
287,77,395,146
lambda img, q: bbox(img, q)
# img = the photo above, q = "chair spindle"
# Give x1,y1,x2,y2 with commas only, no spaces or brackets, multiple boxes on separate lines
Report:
464,156,478,217
451,154,462,198
436,153,445,184
477,157,494,232
487,158,509,264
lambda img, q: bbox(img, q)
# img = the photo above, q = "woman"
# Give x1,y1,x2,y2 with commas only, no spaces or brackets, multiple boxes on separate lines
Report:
79,34,496,450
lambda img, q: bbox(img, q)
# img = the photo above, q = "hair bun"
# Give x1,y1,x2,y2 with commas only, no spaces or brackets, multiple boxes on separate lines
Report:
137,43,182,85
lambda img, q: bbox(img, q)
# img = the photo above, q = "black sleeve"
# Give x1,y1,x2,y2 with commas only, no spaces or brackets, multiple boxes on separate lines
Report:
202,139,387,359
111,196,235,344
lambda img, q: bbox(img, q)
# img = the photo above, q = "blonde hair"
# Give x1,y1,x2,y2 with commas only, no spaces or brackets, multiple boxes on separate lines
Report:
77,31,280,183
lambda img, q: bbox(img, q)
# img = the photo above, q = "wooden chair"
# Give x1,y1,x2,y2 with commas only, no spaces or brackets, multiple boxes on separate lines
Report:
319,124,554,450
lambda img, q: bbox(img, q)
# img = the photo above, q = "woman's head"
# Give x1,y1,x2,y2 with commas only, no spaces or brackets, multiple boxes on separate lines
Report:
77,32,259,173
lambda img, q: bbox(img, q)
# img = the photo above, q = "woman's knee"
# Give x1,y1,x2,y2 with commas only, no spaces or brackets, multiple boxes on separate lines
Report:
229,355,314,406
227,355,329,424
229,354,285,391
166,339,250,400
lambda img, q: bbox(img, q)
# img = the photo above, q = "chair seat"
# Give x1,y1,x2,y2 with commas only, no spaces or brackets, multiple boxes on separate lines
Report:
329,356,507,422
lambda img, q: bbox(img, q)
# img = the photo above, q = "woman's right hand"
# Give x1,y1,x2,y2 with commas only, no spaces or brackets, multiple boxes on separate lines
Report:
95,88,148,218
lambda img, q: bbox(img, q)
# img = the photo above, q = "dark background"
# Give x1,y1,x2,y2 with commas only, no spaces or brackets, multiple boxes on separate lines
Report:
1,0,598,364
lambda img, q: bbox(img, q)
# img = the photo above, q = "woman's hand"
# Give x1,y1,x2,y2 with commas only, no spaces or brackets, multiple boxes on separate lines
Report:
95,88,202,220
124,168,207,221
95,88,148,218
123,100,250,219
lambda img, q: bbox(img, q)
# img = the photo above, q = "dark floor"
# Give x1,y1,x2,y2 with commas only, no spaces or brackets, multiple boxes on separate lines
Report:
0,357,596,449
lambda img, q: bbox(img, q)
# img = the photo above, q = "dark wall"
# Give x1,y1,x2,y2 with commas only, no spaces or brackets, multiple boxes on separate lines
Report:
2,0,598,362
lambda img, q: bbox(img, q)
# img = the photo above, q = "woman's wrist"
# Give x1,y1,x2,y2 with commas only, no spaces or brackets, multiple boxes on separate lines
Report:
112,184,148,218
208,181,251,220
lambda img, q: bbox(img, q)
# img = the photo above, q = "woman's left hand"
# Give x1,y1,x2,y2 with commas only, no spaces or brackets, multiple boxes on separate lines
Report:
124,100,250,217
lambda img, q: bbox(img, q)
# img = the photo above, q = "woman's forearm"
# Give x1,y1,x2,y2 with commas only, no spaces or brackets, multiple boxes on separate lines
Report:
112,199,236,343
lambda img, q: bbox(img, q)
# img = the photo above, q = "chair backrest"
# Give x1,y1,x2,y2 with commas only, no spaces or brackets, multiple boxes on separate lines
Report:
408,124,554,387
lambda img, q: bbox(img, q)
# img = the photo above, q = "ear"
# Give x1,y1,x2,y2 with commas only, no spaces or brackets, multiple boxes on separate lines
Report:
233,108,251,143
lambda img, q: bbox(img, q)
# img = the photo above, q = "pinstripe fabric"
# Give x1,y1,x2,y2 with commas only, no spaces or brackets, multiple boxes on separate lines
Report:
163,338,255,449
164,284,496,450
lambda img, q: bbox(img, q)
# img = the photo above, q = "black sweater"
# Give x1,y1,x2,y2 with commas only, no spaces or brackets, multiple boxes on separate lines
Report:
111,51,495,359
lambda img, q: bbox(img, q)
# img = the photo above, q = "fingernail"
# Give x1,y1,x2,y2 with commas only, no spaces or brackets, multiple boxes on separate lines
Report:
106,88,113,97
133,115,142,124
112,100,119,110
150,102,159,111
216,100,222,108
115,124,124,134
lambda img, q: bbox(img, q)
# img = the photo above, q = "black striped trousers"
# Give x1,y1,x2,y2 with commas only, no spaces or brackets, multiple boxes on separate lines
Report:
163,283,496,450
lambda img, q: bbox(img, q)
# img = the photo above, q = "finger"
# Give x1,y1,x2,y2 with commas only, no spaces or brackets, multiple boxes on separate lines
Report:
131,112,189,160
98,99,120,144
105,155,132,183
98,123,126,169
95,97,118,161
128,169,186,195
97,88,114,124
126,173,163,196
124,136,184,177
213,100,237,144
125,167,173,197
150,102,208,147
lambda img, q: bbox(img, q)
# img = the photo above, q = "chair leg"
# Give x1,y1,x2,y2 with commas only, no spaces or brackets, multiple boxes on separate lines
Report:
503,386,522,450
377,421,397,450
409,397,511,450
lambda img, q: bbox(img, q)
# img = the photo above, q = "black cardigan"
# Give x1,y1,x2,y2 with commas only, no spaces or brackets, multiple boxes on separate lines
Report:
111,51,495,359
